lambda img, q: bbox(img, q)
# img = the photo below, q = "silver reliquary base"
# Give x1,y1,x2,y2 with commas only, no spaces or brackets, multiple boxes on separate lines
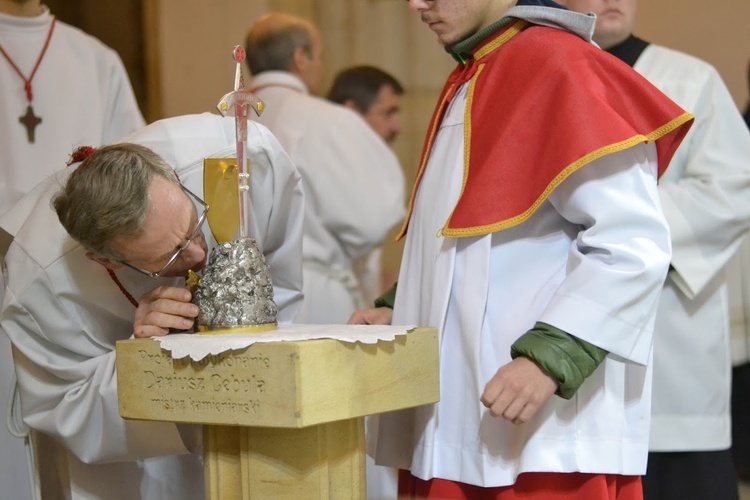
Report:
192,238,278,332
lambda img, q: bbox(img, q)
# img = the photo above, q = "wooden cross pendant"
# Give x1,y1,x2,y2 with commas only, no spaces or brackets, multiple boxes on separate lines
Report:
19,104,42,143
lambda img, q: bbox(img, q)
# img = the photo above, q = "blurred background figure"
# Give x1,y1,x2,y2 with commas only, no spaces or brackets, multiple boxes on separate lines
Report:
328,65,404,145
327,65,406,307
561,1,750,499
244,12,405,325
730,56,750,488
0,1,145,498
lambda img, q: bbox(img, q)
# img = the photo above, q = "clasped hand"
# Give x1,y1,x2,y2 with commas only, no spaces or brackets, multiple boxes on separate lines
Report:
133,286,199,338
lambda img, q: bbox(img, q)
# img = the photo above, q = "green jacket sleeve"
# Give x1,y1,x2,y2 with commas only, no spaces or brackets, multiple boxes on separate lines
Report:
510,322,609,399
373,282,397,309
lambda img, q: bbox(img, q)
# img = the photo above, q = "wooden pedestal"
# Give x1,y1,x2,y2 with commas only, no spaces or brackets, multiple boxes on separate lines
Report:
116,326,438,499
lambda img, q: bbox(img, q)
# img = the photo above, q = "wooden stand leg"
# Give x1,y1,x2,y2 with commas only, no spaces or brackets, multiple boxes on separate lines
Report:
204,417,366,499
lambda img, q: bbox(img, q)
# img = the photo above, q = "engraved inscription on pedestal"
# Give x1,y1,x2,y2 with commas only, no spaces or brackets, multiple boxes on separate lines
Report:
142,351,273,417
118,341,299,427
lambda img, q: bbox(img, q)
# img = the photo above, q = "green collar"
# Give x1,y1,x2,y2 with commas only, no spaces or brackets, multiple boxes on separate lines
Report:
449,17,515,64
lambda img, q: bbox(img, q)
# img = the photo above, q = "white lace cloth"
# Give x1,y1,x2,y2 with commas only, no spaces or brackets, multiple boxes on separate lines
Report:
155,324,416,362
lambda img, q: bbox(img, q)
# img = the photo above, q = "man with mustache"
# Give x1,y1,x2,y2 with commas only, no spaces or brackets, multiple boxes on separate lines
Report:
560,1,750,499
327,64,406,303
349,0,694,497
328,65,405,146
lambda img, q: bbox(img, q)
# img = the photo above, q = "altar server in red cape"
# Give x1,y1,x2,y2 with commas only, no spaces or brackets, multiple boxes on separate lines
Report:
349,0,693,498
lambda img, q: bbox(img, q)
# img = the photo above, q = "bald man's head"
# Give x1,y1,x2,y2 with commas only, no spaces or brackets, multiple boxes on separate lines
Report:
245,13,324,93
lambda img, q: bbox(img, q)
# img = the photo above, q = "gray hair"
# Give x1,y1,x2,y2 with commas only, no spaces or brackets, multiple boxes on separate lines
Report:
245,17,314,75
53,143,179,260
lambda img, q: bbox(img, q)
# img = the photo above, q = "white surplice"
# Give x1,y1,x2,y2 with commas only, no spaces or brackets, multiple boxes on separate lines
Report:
635,45,750,452
373,80,672,486
0,114,304,499
250,71,405,323
0,7,145,499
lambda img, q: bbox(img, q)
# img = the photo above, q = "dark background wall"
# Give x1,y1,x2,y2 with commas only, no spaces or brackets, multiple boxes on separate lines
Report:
45,0,148,119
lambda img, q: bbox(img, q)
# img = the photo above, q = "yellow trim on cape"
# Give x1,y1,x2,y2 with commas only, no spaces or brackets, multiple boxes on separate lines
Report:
395,81,457,241
396,20,527,242
474,20,528,60
438,64,485,238
440,111,695,238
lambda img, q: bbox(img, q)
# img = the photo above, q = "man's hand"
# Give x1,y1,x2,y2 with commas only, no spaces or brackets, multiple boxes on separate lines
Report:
480,356,558,425
348,307,393,325
133,286,199,338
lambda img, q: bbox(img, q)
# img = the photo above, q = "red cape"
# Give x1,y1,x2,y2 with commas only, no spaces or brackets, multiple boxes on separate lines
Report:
397,20,693,240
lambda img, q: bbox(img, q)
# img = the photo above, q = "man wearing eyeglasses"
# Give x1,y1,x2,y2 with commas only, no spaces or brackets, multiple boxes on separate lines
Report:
113,181,209,281
0,113,304,499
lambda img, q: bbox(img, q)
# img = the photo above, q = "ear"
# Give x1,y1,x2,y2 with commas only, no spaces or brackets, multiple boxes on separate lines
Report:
85,251,122,271
291,46,310,74
342,99,361,113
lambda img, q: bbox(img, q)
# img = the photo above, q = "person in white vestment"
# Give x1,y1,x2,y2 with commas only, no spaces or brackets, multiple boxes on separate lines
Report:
730,60,750,483
244,13,406,325
561,1,750,498
327,65,407,308
0,113,304,499
326,65,407,500
350,0,695,498
0,2,145,498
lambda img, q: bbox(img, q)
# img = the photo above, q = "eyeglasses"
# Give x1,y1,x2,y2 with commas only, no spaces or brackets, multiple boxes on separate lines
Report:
120,184,210,278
